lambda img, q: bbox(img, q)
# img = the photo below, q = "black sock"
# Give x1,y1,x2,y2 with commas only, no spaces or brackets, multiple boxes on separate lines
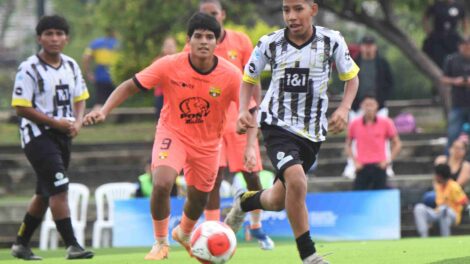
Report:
16,213,42,246
240,190,264,212
55,218,78,247
296,231,316,260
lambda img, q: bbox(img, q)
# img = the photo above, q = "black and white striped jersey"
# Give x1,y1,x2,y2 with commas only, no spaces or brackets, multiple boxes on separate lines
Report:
244,26,359,142
11,54,89,147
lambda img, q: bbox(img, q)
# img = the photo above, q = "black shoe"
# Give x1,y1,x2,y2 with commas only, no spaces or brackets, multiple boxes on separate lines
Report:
11,243,42,260
66,245,94,260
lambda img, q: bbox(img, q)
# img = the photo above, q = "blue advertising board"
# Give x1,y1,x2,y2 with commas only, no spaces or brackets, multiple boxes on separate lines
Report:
113,190,400,247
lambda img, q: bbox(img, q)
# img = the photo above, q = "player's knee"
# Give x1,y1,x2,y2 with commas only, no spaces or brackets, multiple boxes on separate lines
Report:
153,180,173,196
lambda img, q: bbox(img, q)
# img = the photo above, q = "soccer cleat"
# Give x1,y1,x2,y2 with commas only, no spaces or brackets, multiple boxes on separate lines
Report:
302,253,329,264
11,243,42,261
171,225,191,256
250,228,275,250
224,191,247,233
144,241,170,260
65,245,94,259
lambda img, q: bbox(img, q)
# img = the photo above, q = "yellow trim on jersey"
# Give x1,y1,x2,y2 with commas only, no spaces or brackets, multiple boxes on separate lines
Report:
339,63,360,81
11,98,32,107
243,73,259,85
73,90,90,103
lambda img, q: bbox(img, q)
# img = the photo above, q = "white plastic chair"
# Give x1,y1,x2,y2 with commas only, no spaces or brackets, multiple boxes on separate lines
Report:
39,183,90,250
92,182,137,248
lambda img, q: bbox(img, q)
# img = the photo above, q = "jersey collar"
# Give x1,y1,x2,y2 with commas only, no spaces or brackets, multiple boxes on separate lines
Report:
188,54,219,75
284,25,316,50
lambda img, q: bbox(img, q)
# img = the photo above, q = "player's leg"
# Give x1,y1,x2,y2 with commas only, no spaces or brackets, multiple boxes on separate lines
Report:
173,150,219,256
11,194,47,260
146,130,185,260
48,135,93,259
242,171,275,250
204,167,224,221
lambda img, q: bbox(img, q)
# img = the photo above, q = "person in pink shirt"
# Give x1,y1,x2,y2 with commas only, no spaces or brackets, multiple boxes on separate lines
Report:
346,96,402,190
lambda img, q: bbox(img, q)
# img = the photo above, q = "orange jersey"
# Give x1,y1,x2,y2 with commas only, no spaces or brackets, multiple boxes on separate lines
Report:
185,29,254,133
134,52,242,151
434,179,469,224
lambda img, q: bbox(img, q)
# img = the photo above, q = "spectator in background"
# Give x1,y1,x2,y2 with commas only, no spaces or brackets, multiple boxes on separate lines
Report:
423,0,468,68
343,35,394,179
423,137,470,207
154,36,178,121
442,37,470,152
414,164,469,237
346,96,402,190
351,36,394,117
82,27,119,110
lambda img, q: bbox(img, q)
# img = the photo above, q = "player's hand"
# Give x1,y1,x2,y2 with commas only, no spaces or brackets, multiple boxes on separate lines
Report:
328,106,349,134
83,110,106,126
244,145,257,172
68,121,82,138
237,110,255,135
53,118,75,134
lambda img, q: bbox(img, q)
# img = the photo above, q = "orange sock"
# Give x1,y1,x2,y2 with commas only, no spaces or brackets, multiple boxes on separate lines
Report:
250,209,262,229
153,217,169,240
204,209,220,221
180,213,197,235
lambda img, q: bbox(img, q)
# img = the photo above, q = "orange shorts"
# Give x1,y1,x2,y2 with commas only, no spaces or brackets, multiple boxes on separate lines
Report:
218,131,263,173
152,127,219,193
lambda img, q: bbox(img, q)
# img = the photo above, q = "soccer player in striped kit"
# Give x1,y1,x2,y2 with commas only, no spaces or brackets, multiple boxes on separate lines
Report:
224,1,359,263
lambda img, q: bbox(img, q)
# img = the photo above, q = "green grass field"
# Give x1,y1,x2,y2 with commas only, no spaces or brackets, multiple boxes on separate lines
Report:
1,236,470,264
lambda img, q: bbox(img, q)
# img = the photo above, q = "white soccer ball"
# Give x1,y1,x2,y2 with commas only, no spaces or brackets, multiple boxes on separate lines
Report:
190,221,237,264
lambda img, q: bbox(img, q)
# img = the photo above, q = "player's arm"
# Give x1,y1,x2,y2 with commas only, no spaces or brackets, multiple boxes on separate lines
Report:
237,81,257,134
83,79,140,125
329,76,358,134
68,100,86,138
329,33,360,134
457,162,470,186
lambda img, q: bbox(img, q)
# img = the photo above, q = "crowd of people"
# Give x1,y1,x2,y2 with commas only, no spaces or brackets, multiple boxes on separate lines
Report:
7,0,470,263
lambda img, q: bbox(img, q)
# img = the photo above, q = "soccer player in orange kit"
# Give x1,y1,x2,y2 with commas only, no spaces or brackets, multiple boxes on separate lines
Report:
83,13,245,260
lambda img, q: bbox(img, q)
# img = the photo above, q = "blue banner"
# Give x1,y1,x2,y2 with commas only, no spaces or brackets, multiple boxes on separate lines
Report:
113,190,400,247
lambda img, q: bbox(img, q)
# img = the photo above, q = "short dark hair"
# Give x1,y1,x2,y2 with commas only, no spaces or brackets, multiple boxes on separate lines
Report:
435,164,452,180
187,12,221,39
36,15,69,36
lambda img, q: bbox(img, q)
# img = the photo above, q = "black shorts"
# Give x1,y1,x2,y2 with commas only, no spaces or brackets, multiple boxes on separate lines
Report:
95,82,115,105
24,131,71,197
261,124,322,182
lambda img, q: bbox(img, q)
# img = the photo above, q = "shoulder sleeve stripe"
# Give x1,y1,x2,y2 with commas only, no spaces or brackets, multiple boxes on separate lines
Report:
132,76,150,91
11,98,32,107
73,90,90,103
339,63,360,81
242,73,259,85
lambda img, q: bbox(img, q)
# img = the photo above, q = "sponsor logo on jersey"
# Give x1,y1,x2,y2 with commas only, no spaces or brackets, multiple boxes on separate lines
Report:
179,97,210,124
